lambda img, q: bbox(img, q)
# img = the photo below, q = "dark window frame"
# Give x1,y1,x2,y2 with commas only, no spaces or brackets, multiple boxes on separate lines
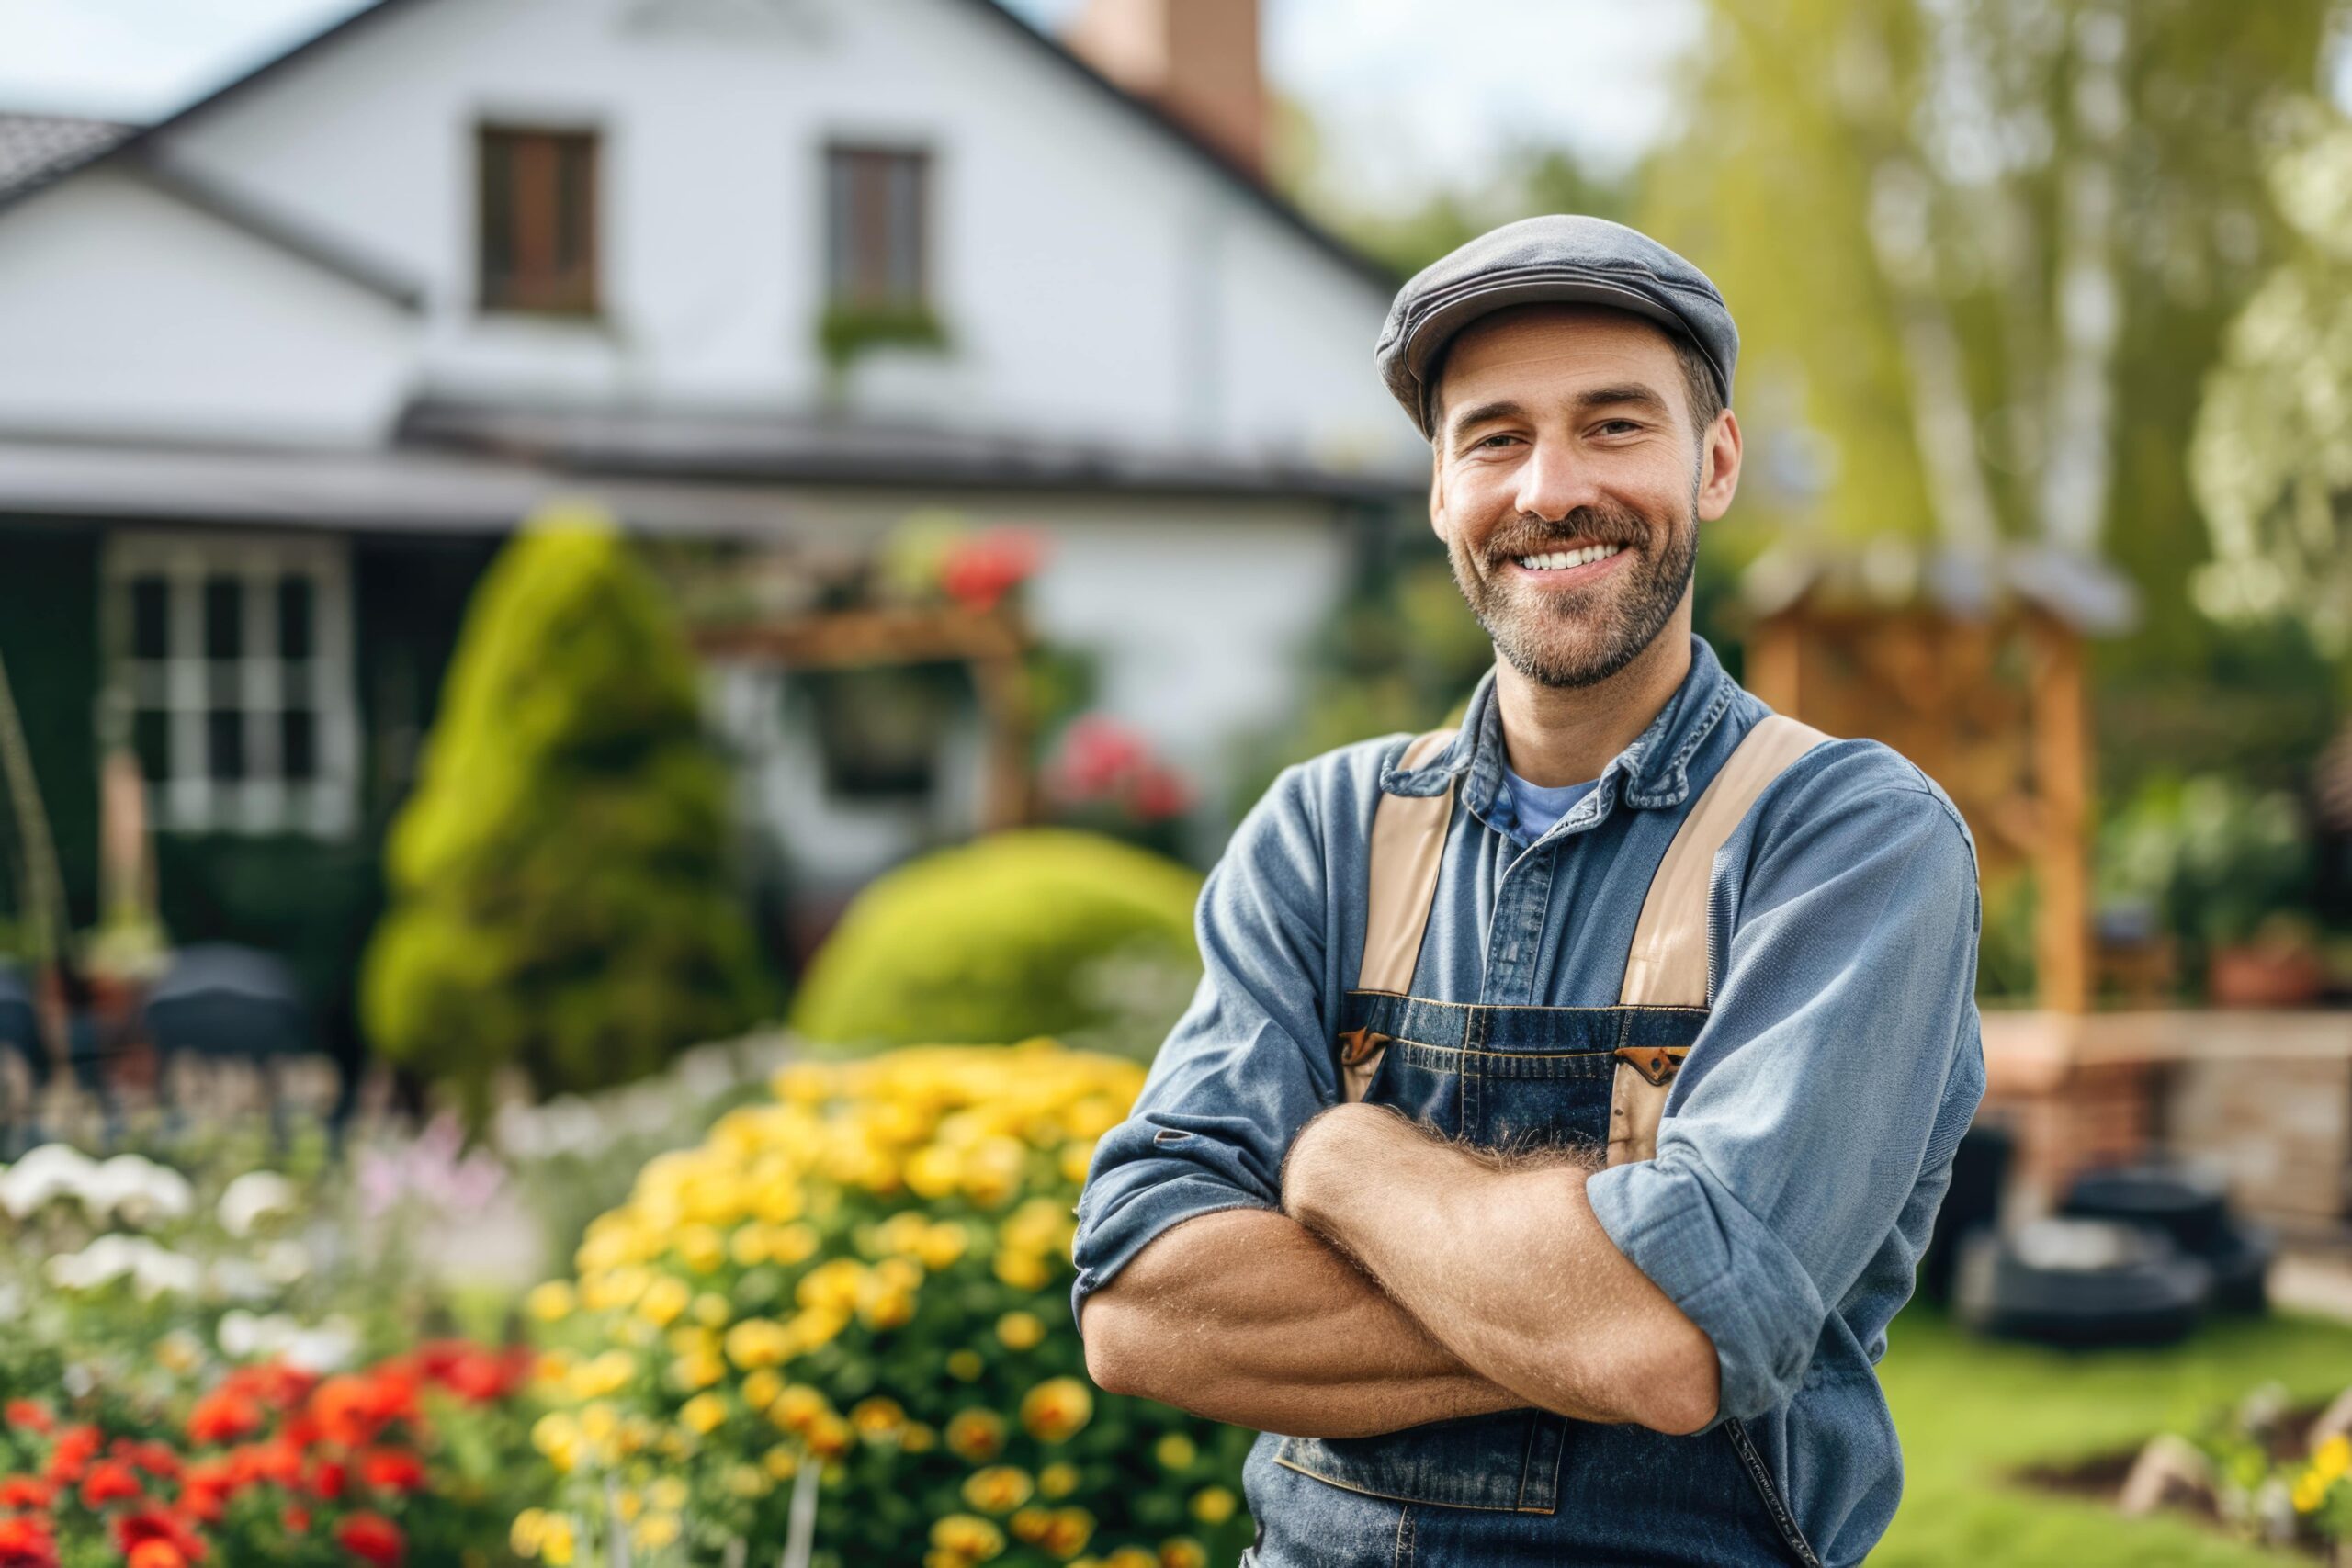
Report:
824,142,933,311
478,124,602,316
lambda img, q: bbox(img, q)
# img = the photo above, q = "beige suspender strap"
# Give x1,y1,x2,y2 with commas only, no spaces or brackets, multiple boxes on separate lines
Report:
1607,712,1830,1164
1338,728,1456,1102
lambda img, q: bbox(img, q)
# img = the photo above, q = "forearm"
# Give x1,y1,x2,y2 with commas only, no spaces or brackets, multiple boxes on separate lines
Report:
1079,1207,1526,1438
1285,1107,1720,1435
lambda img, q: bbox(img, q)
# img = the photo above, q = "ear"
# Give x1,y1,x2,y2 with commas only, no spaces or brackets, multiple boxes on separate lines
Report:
1696,409,1742,523
1427,453,1449,542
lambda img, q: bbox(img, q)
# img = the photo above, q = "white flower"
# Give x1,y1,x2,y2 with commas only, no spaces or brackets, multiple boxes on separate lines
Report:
284,1318,358,1373
1,1144,97,1218
217,1171,299,1238
217,1310,355,1371
47,1235,198,1297
207,1259,274,1303
83,1155,195,1226
260,1241,311,1285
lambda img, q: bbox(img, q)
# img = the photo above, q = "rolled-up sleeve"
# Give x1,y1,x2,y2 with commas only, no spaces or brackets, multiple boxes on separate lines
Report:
1070,761,1342,1328
1585,755,1985,1422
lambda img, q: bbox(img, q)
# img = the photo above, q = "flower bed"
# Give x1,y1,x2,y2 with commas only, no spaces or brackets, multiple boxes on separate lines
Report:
522,1043,1251,1566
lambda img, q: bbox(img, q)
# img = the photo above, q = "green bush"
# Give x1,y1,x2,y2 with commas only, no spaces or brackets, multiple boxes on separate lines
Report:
790,829,1201,1051
361,512,765,1116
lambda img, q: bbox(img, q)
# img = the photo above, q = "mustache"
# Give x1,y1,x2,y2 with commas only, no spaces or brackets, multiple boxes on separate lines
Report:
1485,504,1651,565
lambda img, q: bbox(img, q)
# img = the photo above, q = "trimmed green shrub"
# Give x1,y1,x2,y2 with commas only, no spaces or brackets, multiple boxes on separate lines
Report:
361,513,765,1116
790,829,1201,1051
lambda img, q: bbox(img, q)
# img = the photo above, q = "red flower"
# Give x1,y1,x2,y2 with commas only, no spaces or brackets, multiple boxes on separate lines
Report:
125,1441,182,1480
282,1505,311,1534
356,1448,425,1495
185,1390,263,1447
1,1404,49,1436
310,1373,414,1449
308,1457,347,1502
335,1511,403,1568
1129,761,1193,821
939,527,1046,612
0,1514,57,1568
113,1508,206,1565
404,1341,529,1404
77,1458,143,1507
126,1542,187,1568
0,1476,51,1510
43,1427,100,1486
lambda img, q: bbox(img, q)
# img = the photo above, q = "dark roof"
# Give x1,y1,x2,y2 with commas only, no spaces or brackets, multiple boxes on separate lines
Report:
0,0,1398,292
399,397,1423,503
0,114,133,201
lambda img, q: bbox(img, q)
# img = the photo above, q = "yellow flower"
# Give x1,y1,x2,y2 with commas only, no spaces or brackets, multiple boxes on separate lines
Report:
692,1291,733,1327
633,1513,683,1551
859,1287,917,1329
996,1312,1046,1351
649,1476,690,1512
963,1465,1035,1515
946,1407,1009,1462
671,1348,726,1392
763,1444,799,1479
1154,1433,1196,1470
726,1317,794,1370
531,1413,580,1469
2295,1468,2331,1514
1159,1539,1207,1568
773,1383,831,1433
1038,1462,1080,1498
769,1223,820,1265
729,1224,770,1267
808,1411,855,1459
2318,1435,2352,1482
994,1251,1051,1292
637,1276,691,1327
742,1369,785,1413
947,1349,986,1382
1102,1550,1156,1568
509,1509,548,1557
677,1224,727,1273
797,1258,869,1314
1189,1486,1236,1525
614,1490,642,1523
902,1422,938,1454
539,1515,577,1567
680,1393,729,1435
918,1222,969,1269
1043,1506,1096,1556
1020,1378,1095,1444
725,1463,772,1498
526,1281,576,1322
851,1396,907,1438
929,1514,1007,1562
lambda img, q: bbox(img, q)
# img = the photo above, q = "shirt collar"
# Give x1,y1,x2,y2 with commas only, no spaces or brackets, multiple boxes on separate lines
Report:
1377,635,1737,816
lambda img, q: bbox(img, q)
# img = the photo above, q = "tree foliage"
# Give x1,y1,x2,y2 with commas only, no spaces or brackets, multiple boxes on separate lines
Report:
2193,107,2352,664
362,512,764,1115
1645,0,2334,666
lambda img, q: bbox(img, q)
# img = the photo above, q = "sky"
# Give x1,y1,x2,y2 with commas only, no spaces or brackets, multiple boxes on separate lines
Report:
0,0,1701,205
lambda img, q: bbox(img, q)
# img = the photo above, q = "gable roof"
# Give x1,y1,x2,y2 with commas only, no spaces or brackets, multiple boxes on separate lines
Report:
0,0,1399,293
0,114,133,202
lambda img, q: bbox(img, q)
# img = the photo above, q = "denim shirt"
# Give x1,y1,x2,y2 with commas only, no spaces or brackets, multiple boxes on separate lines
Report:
1072,637,1985,1567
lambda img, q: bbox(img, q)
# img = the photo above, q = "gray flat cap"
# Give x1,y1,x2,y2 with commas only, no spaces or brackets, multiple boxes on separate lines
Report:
1375,214,1738,441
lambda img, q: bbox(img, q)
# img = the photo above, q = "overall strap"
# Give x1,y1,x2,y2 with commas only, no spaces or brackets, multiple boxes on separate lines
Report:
1339,728,1456,1101
1608,712,1830,1163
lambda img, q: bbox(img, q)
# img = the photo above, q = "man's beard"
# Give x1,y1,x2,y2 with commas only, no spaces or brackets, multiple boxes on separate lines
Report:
1446,484,1699,690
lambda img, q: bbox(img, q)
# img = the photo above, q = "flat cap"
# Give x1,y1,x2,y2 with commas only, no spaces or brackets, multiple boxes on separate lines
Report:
1375,214,1738,441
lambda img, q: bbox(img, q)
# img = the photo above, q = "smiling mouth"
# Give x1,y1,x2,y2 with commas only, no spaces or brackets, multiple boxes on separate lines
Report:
1510,542,1626,571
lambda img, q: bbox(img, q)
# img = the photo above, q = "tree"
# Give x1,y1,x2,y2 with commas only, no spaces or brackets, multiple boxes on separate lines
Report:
1644,0,2335,672
2192,106,2352,671
361,511,764,1117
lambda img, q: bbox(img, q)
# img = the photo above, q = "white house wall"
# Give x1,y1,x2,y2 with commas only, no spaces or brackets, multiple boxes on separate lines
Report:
0,167,413,445
153,0,1424,471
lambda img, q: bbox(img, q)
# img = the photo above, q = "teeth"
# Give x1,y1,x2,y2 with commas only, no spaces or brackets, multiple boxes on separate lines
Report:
1513,544,1623,570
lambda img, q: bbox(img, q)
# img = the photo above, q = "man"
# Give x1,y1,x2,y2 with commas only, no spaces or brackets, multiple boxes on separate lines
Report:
1070,215,1984,1568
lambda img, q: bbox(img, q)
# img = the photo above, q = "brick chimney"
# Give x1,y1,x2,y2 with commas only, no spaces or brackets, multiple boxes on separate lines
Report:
1064,0,1266,178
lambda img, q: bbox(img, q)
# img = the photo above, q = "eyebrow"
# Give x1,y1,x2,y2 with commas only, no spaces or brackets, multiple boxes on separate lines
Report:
1445,383,1674,448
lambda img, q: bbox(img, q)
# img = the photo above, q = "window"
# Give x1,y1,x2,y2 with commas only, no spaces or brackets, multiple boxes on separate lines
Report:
825,145,929,309
105,534,357,838
479,126,600,314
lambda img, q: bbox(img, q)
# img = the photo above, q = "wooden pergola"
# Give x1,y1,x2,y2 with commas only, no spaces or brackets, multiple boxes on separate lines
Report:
693,601,1039,833
1746,596,2095,1012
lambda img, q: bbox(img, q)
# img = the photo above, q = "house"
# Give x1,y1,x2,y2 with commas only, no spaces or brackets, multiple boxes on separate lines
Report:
0,0,1425,1019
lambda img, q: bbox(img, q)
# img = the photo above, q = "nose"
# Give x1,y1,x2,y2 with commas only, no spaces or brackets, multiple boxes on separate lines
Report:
1510,436,1605,525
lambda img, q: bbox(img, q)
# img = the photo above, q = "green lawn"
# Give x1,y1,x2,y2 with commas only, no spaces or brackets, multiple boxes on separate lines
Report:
1874,1305,2352,1566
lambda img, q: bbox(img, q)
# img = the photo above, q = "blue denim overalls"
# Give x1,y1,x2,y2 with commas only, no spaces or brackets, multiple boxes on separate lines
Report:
1242,716,1829,1568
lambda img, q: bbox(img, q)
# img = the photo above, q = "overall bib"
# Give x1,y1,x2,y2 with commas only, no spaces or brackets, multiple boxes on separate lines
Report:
1246,716,1829,1568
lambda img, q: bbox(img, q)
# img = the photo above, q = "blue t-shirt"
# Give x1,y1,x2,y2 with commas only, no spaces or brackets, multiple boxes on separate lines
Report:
1494,763,1599,847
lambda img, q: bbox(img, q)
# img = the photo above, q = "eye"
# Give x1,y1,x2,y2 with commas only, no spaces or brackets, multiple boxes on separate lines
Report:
1472,432,1521,450
1592,419,1645,437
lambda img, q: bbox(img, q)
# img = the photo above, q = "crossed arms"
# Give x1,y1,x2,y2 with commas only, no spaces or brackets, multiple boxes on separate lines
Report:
1079,1103,1720,1438
1069,752,1984,1449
